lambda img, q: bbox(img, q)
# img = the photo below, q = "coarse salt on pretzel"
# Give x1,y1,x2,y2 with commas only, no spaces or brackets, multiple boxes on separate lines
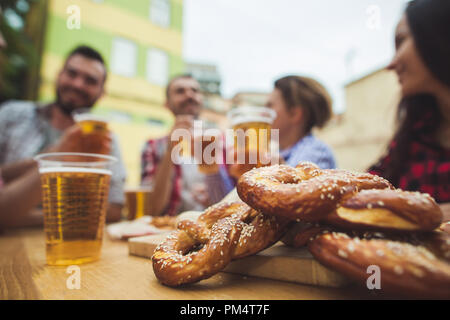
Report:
152,201,289,286
237,162,393,221
152,216,243,286
325,189,443,232
308,232,450,298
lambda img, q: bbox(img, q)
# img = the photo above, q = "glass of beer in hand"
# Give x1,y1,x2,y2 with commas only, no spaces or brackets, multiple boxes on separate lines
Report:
73,110,110,155
193,123,222,175
34,152,116,266
227,106,276,178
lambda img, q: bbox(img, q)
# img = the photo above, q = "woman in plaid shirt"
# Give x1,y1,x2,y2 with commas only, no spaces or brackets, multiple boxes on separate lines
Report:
368,0,450,210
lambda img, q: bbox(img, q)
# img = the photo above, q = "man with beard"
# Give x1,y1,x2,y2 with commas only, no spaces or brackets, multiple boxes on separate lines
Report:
0,45,126,225
141,75,233,216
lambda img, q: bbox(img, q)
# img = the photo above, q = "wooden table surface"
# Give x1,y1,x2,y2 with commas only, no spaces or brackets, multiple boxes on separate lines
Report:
0,227,392,300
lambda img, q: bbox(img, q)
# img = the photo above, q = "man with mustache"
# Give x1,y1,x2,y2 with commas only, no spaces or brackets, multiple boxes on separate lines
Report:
141,75,233,216
0,45,126,226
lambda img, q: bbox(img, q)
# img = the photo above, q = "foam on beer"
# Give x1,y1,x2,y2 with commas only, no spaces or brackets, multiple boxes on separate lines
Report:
227,106,276,127
39,167,112,175
73,113,108,123
230,115,274,127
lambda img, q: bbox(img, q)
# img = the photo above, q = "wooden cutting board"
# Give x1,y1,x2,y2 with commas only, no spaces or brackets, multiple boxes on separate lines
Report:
128,233,351,288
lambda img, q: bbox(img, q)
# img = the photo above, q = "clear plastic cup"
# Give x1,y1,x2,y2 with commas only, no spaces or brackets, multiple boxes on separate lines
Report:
34,152,116,266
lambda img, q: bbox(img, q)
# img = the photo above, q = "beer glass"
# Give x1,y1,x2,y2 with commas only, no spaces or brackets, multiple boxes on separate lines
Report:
73,110,110,154
124,187,153,220
34,152,116,266
227,106,276,177
192,123,222,175
73,111,108,134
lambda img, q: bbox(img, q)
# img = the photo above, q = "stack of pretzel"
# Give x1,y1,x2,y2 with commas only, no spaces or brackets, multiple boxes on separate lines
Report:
152,162,450,298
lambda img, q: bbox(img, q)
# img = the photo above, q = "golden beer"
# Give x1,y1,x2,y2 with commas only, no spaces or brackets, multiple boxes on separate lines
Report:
35,152,116,266
124,187,153,220
40,167,111,265
73,113,110,155
195,134,220,174
74,113,109,135
78,119,108,135
228,107,276,177
176,127,221,174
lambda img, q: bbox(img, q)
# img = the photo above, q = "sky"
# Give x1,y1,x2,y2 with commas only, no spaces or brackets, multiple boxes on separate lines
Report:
183,0,410,113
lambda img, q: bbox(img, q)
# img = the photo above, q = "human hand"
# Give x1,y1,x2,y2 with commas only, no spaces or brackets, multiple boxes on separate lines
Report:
168,115,194,150
49,124,112,155
228,149,283,179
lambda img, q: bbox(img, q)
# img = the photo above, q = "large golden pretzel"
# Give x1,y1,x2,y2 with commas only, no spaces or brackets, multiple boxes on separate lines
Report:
237,162,442,231
308,231,450,298
236,162,447,297
152,161,447,296
152,202,289,286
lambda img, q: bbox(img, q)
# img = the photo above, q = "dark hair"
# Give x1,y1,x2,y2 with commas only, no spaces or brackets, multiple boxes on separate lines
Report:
166,74,195,99
65,45,107,81
373,0,450,185
406,0,450,87
274,75,332,134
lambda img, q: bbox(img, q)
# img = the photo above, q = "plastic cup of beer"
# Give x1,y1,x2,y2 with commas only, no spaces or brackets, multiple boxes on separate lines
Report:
227,106,276,177
34,152,116,266
124,186,153,220
73,110,110,154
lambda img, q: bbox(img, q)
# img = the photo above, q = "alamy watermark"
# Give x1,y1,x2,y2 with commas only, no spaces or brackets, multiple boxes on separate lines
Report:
366,4,381,31
66,265,81,290
67,5,81,30
366,265,381,290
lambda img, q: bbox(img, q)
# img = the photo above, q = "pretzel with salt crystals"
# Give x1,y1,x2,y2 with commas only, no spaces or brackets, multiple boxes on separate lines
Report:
325,188,442,232
308,232,450,298
237,162,393,222
152,201,289,286
237,162,443,232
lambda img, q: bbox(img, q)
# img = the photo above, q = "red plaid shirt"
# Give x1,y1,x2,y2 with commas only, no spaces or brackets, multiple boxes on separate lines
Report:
141,135,234,215
369,123,450,203
141,136,182,216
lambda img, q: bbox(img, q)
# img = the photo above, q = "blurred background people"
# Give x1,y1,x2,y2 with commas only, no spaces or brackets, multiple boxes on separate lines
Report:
0,45,126,225
0,22,43,227
268,75,336,169
368,0,450,213
141,74,232,216
0,24,42,227
227,75,336,181
0,126,94,227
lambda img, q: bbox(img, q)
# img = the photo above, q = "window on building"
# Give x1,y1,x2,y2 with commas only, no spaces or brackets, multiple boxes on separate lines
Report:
149,0,171,28
146,48,169,86
111,38,137,77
